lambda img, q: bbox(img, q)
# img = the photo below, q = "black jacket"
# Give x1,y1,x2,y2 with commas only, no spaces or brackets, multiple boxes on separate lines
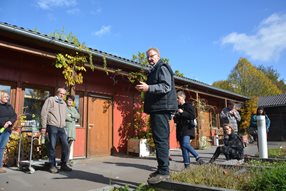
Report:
0,103,17,132
223,133,244,159
174,103,196,140
144,60,178,114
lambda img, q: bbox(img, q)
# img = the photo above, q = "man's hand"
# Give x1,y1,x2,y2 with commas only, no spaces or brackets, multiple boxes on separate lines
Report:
41,128,46,134
4,121,12,128
178,109,183,113
135,81,149,92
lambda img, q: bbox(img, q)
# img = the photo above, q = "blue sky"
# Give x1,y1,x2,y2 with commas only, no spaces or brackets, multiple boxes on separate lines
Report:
1,0,286,85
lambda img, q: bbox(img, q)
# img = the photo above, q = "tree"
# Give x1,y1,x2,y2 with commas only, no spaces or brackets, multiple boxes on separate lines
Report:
212,80,235,92
175,70,184,77
239,96,258,134
213,58,282,97
257,65,286,93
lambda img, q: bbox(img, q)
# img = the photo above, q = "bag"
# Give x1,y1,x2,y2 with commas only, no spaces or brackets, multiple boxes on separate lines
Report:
248,126,257,136
193,119,198,127
188,119,197,128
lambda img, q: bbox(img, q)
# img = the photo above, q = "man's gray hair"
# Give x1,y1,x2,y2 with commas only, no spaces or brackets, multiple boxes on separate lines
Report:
146,48,160,57
56,88,66,95
177,91,186,99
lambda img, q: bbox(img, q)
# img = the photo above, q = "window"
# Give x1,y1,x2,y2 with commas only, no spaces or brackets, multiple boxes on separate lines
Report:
211,112,217,128
23,88,50,127
74,92,84,127
0,85,11,100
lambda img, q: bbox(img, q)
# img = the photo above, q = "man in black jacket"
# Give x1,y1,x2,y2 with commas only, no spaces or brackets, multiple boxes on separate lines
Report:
136,48,177,184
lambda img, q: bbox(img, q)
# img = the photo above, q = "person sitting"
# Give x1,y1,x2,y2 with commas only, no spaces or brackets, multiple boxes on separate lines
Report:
209,123,244,163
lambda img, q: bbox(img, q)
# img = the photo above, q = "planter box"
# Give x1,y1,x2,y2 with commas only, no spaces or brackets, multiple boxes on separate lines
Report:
127,138,150,157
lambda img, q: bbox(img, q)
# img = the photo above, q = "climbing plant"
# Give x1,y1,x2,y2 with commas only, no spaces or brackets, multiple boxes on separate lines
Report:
49,30,94,95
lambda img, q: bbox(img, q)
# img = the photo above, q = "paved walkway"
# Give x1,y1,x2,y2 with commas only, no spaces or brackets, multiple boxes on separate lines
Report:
0,142,285,191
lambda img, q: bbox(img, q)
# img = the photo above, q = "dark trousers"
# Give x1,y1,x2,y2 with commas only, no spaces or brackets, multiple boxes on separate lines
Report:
150,112,171,175
47,125,69,167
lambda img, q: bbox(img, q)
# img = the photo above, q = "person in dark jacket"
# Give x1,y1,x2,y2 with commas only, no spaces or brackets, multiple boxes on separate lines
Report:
209,123,244,163
136,48,178,185
173,91,204,168
0,90,17,173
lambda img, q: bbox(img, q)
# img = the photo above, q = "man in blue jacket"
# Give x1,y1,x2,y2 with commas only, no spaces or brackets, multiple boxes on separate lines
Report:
136,48,178,184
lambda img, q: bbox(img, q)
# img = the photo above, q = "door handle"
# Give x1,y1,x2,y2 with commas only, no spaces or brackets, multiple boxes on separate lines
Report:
88,123,94,129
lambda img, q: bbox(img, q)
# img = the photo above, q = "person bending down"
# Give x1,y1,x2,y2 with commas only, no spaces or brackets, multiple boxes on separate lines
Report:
209,124,244,163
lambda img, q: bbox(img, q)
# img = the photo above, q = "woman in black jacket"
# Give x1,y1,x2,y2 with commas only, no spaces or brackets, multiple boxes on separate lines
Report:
209,123,244,163
174,91,204,168
0,90,17,173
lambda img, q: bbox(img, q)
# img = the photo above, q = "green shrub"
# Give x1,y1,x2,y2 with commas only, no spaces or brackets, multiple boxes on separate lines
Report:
242,163,286,191
268,148,286,158
171,164,256,190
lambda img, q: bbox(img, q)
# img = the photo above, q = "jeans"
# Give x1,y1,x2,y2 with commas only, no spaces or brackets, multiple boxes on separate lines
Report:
47,125,69,167
180,135,199,165
150,112,171,175
0,129,11,167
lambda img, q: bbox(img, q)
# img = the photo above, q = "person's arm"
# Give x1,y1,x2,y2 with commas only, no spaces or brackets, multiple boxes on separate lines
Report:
266,115,270,130
233,110,241,122
72,107,80,120
220,108,228,119
148,66,171,94
41,98,51,129
230,135,244,149
8,105,17,126
66,109,73,122
250,115,257,127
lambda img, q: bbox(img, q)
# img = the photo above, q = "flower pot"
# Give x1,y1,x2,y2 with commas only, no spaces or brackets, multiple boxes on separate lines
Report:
127,138,150,157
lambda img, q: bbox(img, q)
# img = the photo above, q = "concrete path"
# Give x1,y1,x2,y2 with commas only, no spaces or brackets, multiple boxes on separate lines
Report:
0,142,285,191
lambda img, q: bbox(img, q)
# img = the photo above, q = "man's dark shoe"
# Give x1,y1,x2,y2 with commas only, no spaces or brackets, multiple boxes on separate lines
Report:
61,164,72,171
147,174,170,185
184,164,190,169
196,158,205,165
49,166,59,173
149,170,159,178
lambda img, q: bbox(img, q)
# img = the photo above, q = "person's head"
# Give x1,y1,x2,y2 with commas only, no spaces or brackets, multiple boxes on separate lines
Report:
256,107,265,115
146,48,160,65
223,123,234,135
0,90,9,104
227,100,235,109
56,88,66,100
66,95,75,107
176,91,186,105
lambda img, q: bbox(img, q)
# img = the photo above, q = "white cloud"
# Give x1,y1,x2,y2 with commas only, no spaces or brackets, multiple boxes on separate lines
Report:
36,0,77,10
90,8,102,15
221,13,286,62
66,8,80,15
93,25,111,37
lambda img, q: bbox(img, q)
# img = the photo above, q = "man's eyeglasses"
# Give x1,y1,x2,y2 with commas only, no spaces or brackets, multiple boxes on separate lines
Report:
147,54,157,58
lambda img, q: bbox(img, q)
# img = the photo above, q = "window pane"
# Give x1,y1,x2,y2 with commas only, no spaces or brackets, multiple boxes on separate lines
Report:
24,88,50,127
211,112,217,127
0,85,11,101
74,94,82,126
74,95,80,111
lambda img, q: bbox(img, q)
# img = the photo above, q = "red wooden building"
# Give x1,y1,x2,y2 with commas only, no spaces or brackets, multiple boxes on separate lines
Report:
0,22,248,158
